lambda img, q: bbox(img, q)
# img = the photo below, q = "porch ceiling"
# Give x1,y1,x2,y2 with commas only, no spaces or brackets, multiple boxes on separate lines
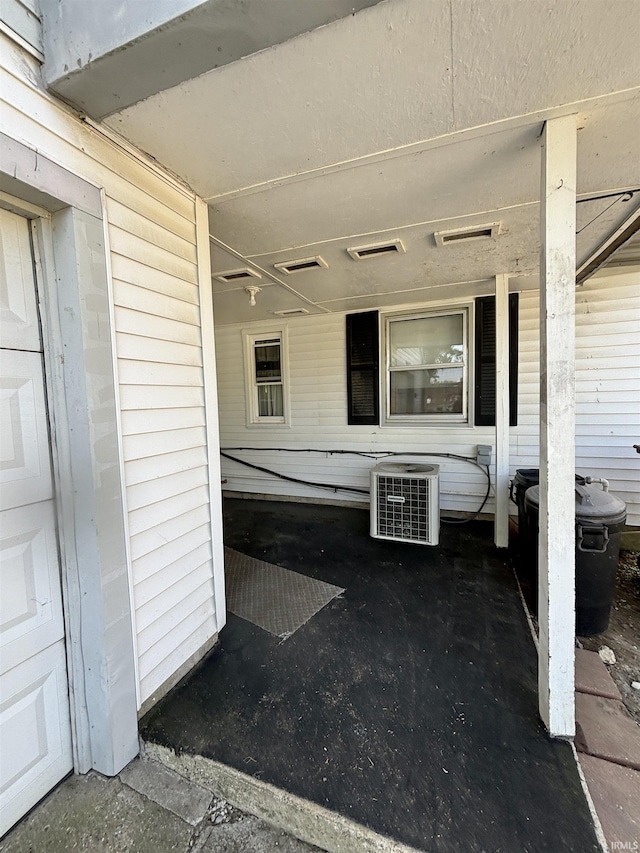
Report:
104,0,640,324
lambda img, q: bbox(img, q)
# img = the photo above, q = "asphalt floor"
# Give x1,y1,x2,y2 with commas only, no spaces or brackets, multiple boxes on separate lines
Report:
139,498,601,853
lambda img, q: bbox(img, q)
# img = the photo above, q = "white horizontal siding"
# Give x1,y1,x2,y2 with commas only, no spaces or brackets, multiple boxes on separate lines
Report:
132,524,212,585
216,279,639,526
111,253,200,303
575,267,640,525
139,610,215,704
108,180,216,708
0,0,43,57
1,37,221,707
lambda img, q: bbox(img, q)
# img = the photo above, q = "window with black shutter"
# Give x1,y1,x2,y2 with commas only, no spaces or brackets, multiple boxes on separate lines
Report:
474,293,519,426
346,311,379,425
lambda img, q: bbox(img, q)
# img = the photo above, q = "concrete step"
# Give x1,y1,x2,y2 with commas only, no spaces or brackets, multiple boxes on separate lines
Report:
143,740,424,853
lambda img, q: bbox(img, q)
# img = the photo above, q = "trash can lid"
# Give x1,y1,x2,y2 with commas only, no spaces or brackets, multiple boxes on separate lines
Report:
513,468,539,488
524,483,627,523
515,470,586,488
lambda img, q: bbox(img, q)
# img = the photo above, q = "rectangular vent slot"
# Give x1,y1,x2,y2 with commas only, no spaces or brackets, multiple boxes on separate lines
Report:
358,245,398,257
347,239,406,261
274,308,310,316
442,228,493,243
223,271,254,280
442,228,491,243
434,222,501,247
213,267,262,283
274,256,328,274
285,261,320,271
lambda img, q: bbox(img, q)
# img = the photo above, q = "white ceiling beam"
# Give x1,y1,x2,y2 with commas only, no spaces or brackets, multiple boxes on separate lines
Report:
204,88,640,206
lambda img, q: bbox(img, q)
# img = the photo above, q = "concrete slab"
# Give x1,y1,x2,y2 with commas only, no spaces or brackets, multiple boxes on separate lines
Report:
0,771,192,853
0,766,324,853
575,693,640,770
575,648,622,701
195,815,321,852
145,742,424,853
119,756,212,825
579,754,640,850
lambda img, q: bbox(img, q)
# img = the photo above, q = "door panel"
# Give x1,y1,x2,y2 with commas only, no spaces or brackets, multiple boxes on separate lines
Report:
0,208,72,837
0,502,65,674
0,208,40,352
0,642,72,833
0,349,53,511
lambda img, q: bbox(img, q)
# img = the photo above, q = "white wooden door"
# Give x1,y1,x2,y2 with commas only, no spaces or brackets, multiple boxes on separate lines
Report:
0,208,73,836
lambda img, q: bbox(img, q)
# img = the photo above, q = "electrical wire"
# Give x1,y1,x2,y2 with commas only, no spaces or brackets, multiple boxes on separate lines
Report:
440,464,492,524
220,447,493,523
220,451,370,496
576,189,637,204
576,192,633,236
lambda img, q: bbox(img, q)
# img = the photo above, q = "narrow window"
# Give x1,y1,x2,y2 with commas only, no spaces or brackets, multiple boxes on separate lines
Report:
254,338,283,417
243,330,288,425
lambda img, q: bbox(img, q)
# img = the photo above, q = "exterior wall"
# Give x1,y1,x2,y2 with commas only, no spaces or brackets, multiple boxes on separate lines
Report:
215,289,542,518
1,30,224,708
0,0,42,58
575,266,640,525
216,277,640,526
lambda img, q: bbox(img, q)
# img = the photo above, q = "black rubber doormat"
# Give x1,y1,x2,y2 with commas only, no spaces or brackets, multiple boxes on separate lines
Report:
224,547,344,638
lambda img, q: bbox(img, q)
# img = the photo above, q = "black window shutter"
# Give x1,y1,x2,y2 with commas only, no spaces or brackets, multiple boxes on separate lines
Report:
346,311,379,425
474,293,518,427
508,292,519,425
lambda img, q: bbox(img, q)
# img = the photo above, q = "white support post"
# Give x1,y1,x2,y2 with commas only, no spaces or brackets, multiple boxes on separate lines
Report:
494,273,510,548
196,198,227,635
539,115,577,738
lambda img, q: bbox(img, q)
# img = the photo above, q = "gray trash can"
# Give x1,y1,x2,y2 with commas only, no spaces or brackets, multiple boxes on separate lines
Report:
524,481,627,635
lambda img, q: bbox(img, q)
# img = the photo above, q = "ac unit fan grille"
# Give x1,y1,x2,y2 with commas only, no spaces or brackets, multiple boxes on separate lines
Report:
376,476,429,542
370,464,439,546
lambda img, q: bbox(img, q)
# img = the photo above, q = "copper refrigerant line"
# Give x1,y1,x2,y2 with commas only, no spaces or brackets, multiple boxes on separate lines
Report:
220,448,492,524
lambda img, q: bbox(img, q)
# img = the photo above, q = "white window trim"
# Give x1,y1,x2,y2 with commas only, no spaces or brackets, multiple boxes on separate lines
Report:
242,326,291,427
381,305,472,426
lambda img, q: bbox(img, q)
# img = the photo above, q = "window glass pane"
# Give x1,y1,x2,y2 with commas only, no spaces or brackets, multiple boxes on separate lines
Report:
389,314,464,367
390,367,463,415
257,383,283,417
255,341,281,382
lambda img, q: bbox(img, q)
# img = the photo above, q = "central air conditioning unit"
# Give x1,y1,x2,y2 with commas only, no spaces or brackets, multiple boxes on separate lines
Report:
370,462,440,546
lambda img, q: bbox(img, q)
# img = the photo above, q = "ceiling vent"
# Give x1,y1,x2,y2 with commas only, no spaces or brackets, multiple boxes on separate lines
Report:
434,222,501,247
213,267,262,283
347,239,406,260
273,256,328,274
273,308,310,316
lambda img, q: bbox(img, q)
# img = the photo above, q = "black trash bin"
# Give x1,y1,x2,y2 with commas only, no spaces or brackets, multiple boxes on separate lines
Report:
510,468,540,566
524,481,627,635
510,469,585,575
